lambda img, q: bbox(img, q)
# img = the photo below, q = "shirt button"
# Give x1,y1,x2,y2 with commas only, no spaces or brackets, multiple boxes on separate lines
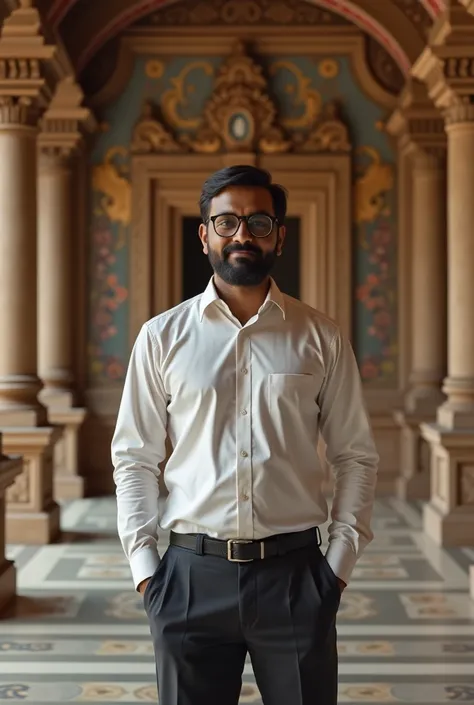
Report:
242,368,248,375
240,450,248,458
241,409,247,416
241,493,249,502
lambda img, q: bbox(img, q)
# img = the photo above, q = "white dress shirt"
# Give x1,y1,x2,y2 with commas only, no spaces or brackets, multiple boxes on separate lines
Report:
112,277,378,589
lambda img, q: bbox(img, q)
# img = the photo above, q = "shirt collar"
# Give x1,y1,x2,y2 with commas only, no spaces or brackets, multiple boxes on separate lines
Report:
199,276,286,321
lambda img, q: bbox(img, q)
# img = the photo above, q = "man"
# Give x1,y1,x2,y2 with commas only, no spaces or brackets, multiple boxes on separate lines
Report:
112,165,378,705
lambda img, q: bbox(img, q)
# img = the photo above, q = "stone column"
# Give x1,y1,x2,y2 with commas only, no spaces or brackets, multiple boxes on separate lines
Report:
38,150,75,406
413,0,474,546
37,78,95,500
0,99,46,427
0,0,62,544
0,433,22,614
387,83,447,501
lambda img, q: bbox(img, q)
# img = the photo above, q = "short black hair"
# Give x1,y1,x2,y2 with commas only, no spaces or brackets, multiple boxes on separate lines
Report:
199,165,288,224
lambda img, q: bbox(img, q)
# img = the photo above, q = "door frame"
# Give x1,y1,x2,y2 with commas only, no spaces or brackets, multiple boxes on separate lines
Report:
129,153,351,348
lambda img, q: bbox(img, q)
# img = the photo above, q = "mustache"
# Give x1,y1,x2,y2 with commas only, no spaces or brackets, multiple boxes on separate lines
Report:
223,243,262,257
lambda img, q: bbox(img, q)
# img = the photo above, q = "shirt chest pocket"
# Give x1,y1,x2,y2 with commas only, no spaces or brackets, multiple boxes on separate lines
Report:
267,373,319,418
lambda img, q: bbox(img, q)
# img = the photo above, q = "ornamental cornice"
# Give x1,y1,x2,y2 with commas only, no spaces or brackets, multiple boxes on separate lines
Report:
412,1,474,117
386,78,446,156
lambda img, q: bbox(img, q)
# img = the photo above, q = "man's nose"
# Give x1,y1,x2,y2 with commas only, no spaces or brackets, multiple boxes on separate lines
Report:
232,219,253,243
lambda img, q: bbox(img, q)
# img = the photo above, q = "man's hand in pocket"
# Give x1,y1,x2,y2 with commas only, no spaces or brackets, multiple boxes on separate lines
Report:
138,578,151,596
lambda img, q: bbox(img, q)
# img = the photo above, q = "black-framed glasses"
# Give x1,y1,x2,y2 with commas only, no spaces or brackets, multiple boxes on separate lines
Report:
207,212,279,239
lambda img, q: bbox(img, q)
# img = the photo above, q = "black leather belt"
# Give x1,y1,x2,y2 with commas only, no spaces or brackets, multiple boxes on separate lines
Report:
169,526,321,562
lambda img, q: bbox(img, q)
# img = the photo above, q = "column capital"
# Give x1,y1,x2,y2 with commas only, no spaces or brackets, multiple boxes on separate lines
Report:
38,76,97,160
0,2,73,127
386,79,446,159
412,1,474,116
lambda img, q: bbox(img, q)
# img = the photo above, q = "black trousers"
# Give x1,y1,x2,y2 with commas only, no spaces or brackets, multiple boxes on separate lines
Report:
144,534,341,705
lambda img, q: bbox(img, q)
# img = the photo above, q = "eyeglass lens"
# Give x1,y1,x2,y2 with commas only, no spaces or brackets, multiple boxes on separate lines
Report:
214,214,273,238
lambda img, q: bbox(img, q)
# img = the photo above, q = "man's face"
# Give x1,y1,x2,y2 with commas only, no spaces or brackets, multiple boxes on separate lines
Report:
199,186,285,287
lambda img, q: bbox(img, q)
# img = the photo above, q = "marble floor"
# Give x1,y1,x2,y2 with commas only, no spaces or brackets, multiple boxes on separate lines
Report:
2,497,474,703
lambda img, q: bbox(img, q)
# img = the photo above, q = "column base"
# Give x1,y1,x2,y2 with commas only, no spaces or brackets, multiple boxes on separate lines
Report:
423,501,474,546
370,414,401,495
54,474,85,501
6,501,60,545
393,410,433,501
2,426,63,545
0,559,16,615
47,407,87,501
420,423,474,547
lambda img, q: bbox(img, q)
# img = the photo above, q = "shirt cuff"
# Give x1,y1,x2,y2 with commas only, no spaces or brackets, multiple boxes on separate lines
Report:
324,539,358,586
129,547,160,591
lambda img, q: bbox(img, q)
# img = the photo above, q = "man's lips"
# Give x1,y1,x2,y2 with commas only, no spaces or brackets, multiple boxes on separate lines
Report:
228,250,258,258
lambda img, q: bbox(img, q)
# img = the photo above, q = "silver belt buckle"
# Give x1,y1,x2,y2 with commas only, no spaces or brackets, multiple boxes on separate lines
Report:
227,539,265,562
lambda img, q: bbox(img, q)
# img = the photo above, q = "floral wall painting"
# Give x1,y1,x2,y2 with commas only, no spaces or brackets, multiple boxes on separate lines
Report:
88,146,130,383
354,146,397,386
87,51,398,388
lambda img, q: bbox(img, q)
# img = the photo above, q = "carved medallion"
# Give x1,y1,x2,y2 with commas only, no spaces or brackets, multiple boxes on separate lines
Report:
183,40,290,154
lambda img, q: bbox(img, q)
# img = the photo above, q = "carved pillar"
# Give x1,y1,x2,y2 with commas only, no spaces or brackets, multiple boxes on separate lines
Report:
37,78,95,500
413,0,474,545
0,433,22,614
387,82,447,501
0,1,63,543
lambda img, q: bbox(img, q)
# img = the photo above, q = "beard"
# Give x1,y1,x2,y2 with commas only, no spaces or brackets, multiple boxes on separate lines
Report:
208,240,279,287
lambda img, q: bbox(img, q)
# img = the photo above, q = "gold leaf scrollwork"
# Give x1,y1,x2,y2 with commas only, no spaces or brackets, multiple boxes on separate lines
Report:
183,40,291,154
354,146,394,226
161,61,215,129
131,100,184,154
269,60,322,129
296,100,350,153
92,146,131,248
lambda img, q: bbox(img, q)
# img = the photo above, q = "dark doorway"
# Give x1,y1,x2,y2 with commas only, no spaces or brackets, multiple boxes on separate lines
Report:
181,217,213,302
181,216,301,302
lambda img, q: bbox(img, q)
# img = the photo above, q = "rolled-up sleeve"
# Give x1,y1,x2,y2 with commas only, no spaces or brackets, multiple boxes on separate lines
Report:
111,323,168,590
318,329,379,585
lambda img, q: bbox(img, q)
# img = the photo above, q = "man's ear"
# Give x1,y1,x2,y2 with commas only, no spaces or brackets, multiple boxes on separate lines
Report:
276,225,286,256
199,223,208,255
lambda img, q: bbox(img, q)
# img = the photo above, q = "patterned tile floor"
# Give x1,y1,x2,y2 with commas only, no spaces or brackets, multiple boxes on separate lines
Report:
2,497,474,703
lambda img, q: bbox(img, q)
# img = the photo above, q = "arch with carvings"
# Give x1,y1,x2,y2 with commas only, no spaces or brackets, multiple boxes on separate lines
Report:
43,0,441,78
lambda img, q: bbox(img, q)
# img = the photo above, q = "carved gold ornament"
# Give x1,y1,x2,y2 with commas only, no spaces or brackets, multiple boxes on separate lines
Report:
131,100,183,153
296,101,350,153
92,146,131,248
318,58,339,79
130,44,350,156
161,61,215,129
354,146,394,226
180,41,290,154
270,60,322,129
145,60,164,79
